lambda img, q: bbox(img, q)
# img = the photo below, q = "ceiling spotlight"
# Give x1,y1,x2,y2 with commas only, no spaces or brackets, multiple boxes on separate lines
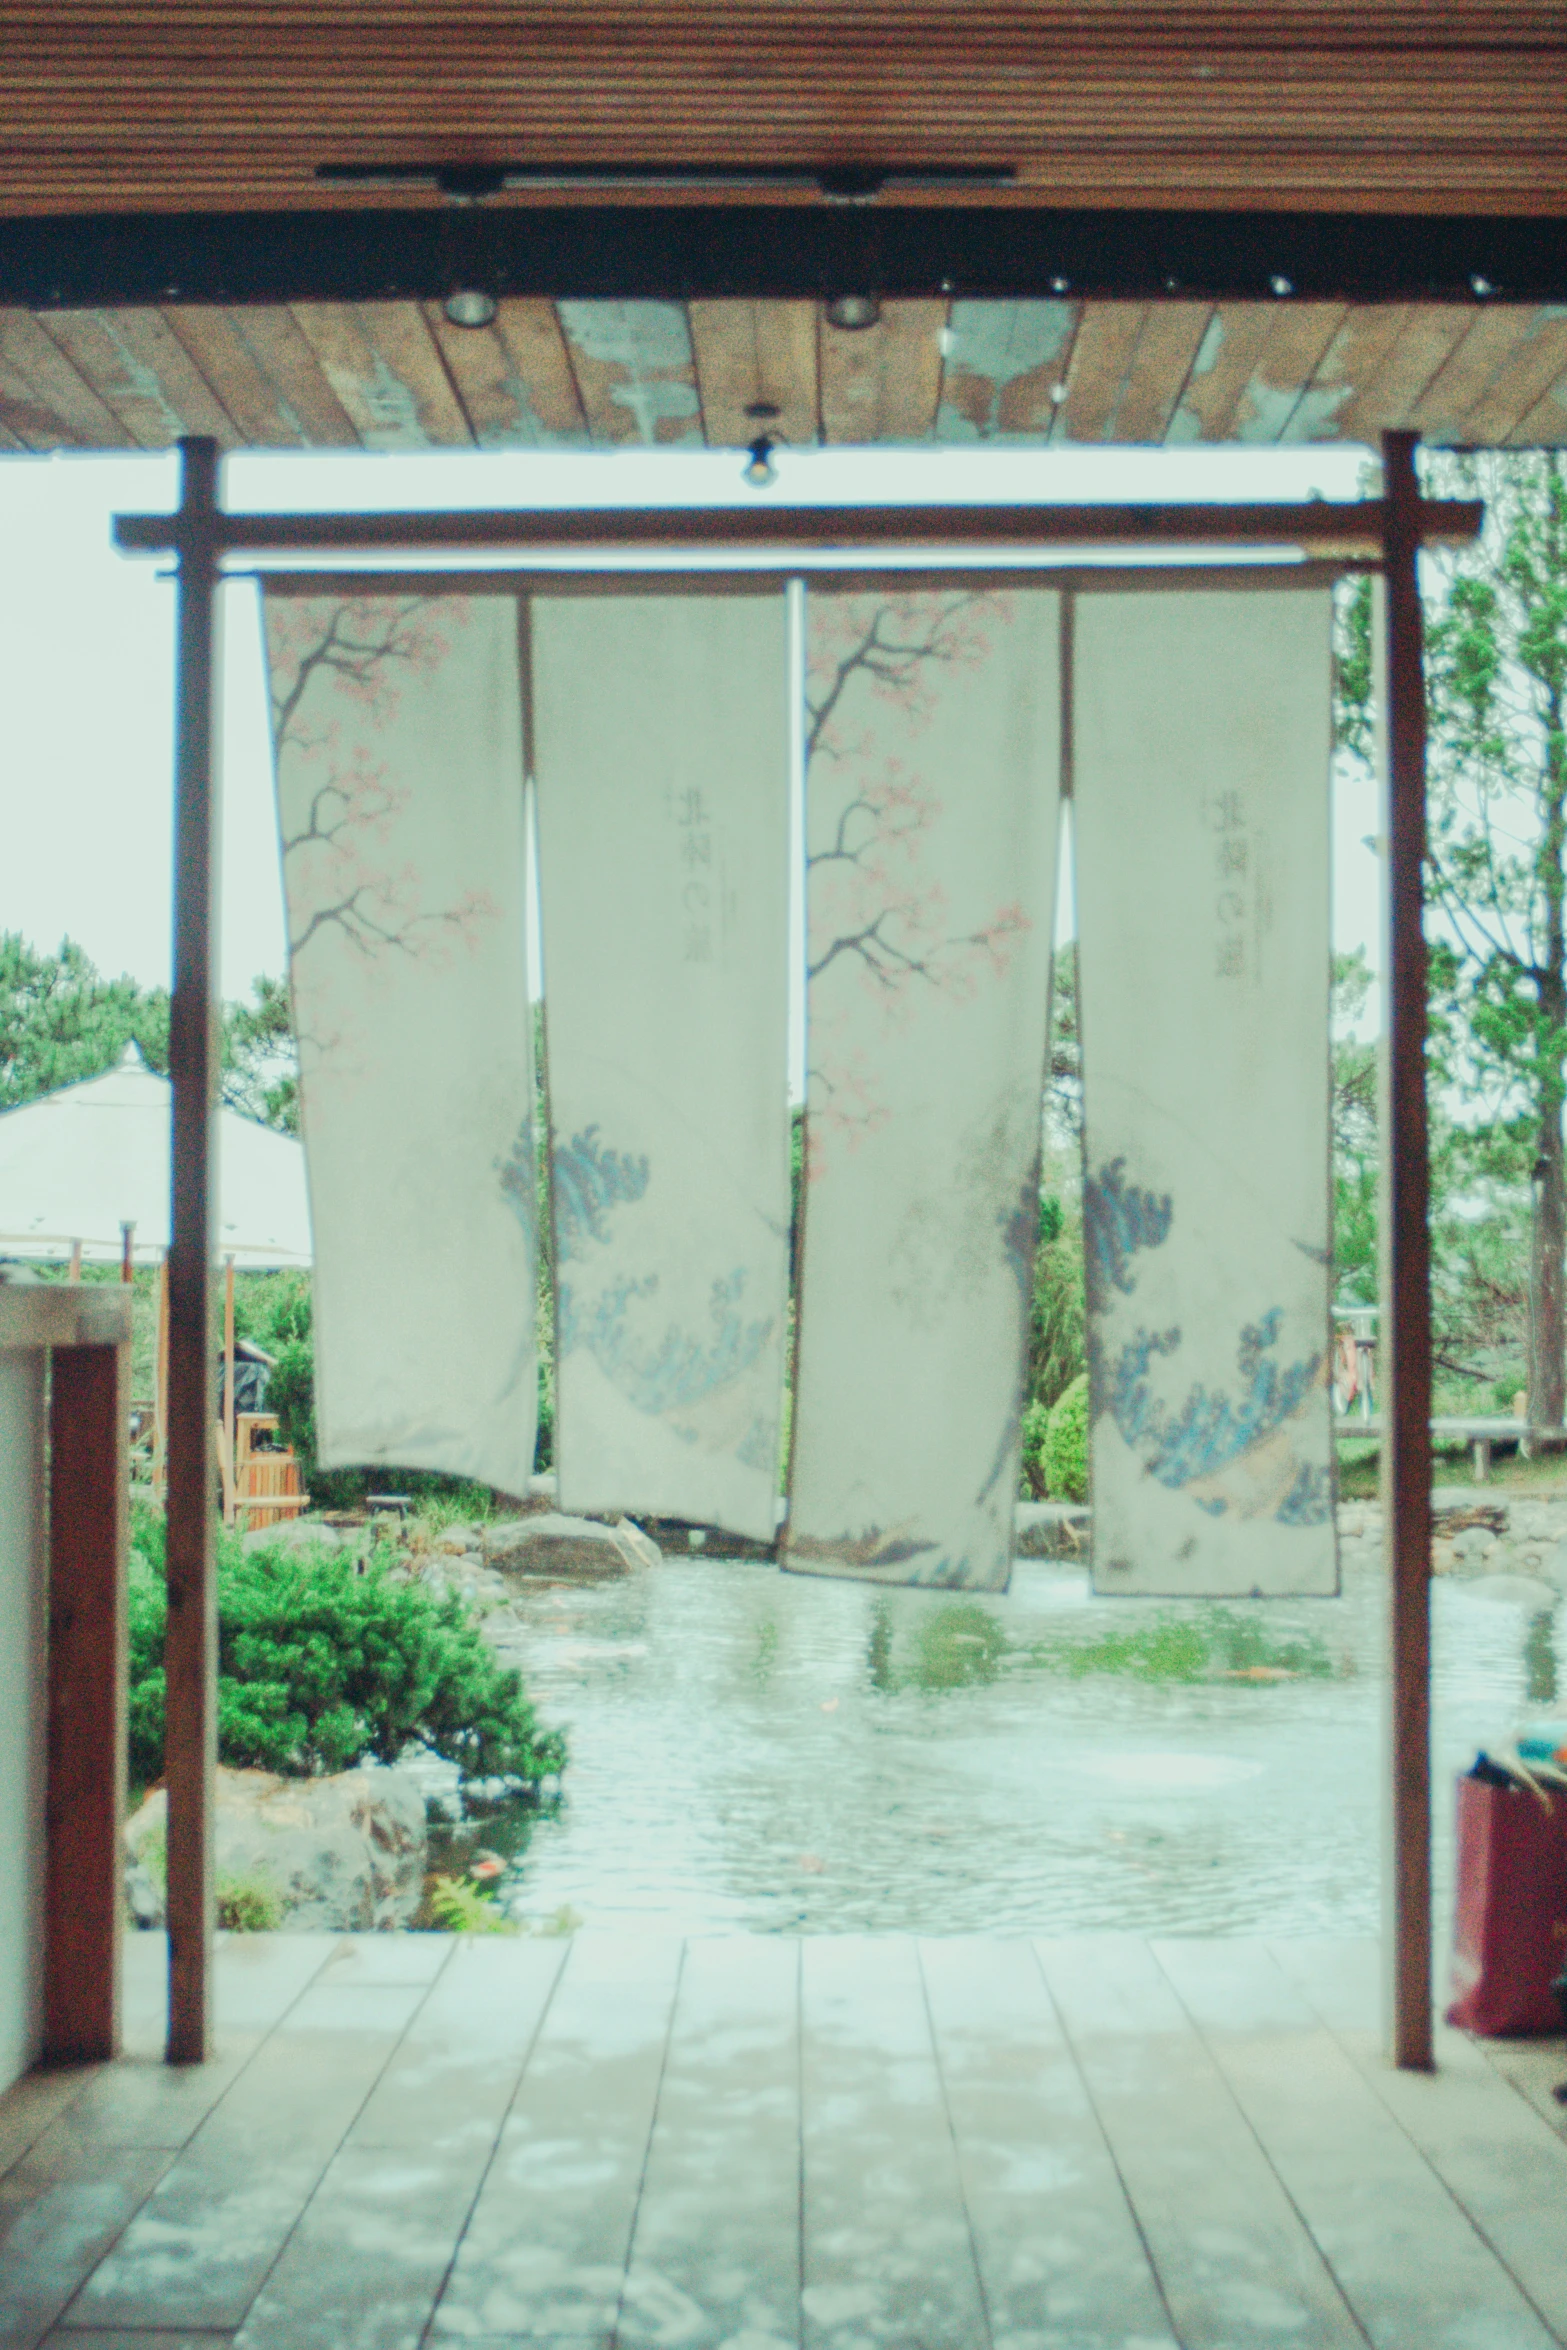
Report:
825,294,881,332
743,433,779,489
443,288,497,329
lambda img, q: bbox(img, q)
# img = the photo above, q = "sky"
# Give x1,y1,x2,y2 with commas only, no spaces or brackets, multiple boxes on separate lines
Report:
0,439,1381,1011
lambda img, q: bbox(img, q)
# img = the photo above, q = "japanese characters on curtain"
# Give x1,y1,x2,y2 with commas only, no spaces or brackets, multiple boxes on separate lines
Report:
261,585,538,1495
1072,584,1338,1596
784,582,1063,1590
531,588,792,1541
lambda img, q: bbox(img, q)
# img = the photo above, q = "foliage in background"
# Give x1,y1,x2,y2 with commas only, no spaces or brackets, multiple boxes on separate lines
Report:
0,931,299,1129
1042,1371,1090,1504
1337,455,1567,1414
127,1506,564,1790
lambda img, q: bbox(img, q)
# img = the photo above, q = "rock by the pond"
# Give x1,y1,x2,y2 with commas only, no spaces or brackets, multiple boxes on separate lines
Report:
242,1516,348,1557
125,1764,426,1931
1463,1573,1560,1610
482,1511,662,1580
1014,1501,1091,1558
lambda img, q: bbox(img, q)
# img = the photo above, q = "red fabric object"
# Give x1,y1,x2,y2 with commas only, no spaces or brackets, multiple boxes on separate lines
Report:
1447,1771,1567,2037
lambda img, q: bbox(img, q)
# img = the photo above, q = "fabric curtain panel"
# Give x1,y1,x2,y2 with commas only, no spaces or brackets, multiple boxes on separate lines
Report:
261,586,538,1495
530,587,792,1541
1072,584,1338,1597
785,582,1063,1590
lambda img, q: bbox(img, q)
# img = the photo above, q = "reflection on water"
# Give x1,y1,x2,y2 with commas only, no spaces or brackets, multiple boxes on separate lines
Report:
426,1556,1565,1940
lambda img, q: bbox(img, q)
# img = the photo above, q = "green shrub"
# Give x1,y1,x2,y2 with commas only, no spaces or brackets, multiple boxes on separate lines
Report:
1043,1372,1089,1503
128,1509,564,1792
1019,1398,1051,1498
1029,1193,1086,1413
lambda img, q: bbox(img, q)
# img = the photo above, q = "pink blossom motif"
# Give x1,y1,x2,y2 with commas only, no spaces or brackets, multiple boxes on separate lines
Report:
805,590,1031,1165
267,597,500,1069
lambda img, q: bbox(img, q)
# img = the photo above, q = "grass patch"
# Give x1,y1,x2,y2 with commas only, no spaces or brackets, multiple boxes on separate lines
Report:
1024,1607,1335,1685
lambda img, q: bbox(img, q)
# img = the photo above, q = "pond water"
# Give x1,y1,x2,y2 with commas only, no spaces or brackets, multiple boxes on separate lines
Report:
426,1553,1565,1941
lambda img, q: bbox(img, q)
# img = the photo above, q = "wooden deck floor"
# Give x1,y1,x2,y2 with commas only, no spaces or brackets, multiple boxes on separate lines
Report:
2,1933,1566,2350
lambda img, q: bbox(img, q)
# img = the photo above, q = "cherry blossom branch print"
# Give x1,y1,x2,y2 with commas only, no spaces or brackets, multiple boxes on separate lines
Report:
804,589,1031,1166
266,596,501,1067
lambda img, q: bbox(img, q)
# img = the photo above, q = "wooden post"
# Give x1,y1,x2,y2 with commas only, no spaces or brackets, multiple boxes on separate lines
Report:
120,1220,135,1283
164,436,222,2066
152,1253,168,1500
46,1341,128,2063
1381,429,1435,2072
221,1256,236,1529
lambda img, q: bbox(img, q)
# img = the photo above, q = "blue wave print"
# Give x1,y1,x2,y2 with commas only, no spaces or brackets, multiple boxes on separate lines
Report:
1085,1158,1328,1528
1106,1310,1326,1518
553,1126,650,1262
1083,1157,1173,1311
551,1128,773,1425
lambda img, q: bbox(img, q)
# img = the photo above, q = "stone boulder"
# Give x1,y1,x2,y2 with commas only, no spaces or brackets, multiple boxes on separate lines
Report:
126,1764,426,1931
481,1511,662,1580
1014,1501,1091,1559
242,1517,348,1558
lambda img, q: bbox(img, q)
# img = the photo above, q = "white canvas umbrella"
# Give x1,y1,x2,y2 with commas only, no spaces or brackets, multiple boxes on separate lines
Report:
0,1043,312,1268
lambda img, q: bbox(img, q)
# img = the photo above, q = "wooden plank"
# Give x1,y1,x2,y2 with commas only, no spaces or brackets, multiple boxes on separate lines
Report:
1410,307,1545,441
1054,302,1147,443
432,1934,683,2346
1462,308,1567,444
233,1940,566,2350
689,298,817,447
1229,303,1351,443
0,2070,101,2183
60,1979,428,2332
311,1934,454,1992
42,2332,234,2349
1333,307,1476,441
1035,1935,1365,2348
1153,1938,1561,2350
1114,302,1213,443
0,311,134,451
1472,2036,1567,2140
1284,304,1414,443
1274,1951,1567,2341
820,298,947,444
1167,302,1278,441
0,2141,176,2350
1381,434,1435,2072
799,1935,988,2350
619,1935,801,2348
163,439,222,2069
214,307,360,446
936,299,1079,440
32,312,240,449
919,1936,1176,2349
418,298,587,449
46,1346,127,2066
36,1932,332,2162
289,302,471,449
161,310,316,449
556,301,703,448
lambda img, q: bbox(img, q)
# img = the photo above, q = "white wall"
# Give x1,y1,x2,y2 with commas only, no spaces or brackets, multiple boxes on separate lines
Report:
0,1350,45,2092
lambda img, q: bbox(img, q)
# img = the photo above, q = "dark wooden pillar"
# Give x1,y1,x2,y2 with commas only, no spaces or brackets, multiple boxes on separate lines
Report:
164,436,222,2065
46,1343,128,2063
1381,428,1435,2072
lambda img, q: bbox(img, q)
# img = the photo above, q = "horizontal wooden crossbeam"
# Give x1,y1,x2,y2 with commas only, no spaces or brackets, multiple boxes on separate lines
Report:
115,496,1483,562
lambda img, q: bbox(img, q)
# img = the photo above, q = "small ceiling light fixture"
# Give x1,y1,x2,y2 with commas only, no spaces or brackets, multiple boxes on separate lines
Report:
825,293,881,332
444,288,497,329
1270,273,1294,297
743,432,779,489
1471,273,1494,298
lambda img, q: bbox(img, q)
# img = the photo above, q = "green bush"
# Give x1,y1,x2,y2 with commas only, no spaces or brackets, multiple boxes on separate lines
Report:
128,1509,564,1792
1019,1397,1051,1498
1043,1372,1089,1503
1028,1193,1086,1414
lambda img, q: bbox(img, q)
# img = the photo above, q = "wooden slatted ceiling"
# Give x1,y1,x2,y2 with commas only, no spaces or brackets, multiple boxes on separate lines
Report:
4,297,1567,455
0,4,1563,218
